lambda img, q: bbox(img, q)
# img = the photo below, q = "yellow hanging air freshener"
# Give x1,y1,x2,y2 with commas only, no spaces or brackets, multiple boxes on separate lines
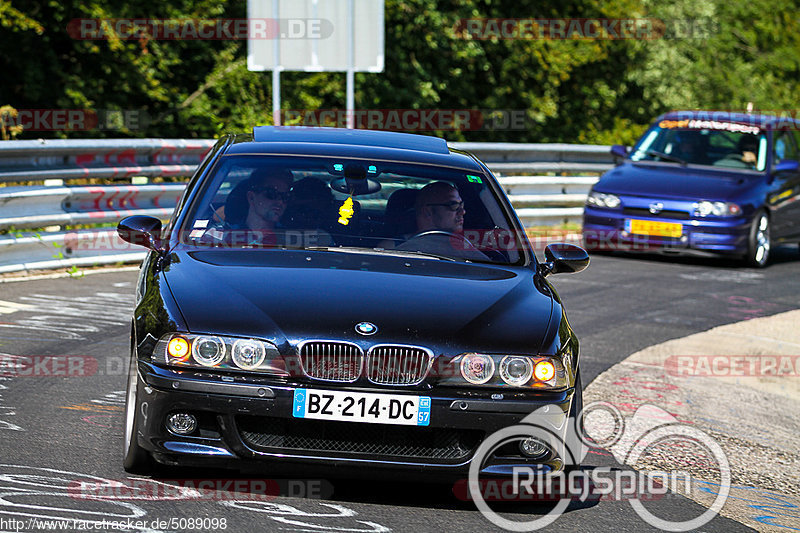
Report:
338,197,354,225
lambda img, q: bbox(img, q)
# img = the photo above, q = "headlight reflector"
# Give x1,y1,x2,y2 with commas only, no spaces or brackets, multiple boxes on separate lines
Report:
232,339,266,370
192,336,226,367
460,353,495,385
499,356,533,386
586,191,621,209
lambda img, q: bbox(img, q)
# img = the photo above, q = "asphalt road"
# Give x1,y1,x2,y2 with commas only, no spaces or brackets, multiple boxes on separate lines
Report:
0,245,798,533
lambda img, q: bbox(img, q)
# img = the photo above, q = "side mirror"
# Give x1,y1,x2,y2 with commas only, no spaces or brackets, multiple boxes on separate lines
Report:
774,159,799,173
118,215,163,251
539,243,590,277
610,144,628,163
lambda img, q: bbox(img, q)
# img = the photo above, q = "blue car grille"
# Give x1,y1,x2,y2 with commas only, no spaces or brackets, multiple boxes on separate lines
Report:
623,207,690,220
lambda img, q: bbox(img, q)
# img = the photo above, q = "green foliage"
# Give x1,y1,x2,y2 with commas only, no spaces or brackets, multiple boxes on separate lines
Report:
1,0,798,144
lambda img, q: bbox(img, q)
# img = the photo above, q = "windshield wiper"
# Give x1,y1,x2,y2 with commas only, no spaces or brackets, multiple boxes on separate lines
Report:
642,149,687,165
304,246,460,262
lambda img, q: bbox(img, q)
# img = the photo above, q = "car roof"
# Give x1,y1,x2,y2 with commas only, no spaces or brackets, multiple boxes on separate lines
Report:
658,110,800,131
222,126,485,171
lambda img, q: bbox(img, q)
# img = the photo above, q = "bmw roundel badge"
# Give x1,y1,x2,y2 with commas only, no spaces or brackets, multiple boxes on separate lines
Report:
355,322,378,335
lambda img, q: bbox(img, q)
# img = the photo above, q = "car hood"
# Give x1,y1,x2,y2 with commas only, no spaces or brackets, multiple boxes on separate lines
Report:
598,162,756,201
161,249,555,354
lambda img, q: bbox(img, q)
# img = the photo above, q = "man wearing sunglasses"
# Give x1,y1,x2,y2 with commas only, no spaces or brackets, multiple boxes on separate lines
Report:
220,167,293,247
414,181,467,234
245,168,293,232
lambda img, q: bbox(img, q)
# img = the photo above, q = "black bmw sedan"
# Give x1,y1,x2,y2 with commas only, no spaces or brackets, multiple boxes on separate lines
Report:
118,126,588,481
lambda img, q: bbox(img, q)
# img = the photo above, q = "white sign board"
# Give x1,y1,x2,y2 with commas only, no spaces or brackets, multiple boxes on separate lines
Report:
247,0,384,72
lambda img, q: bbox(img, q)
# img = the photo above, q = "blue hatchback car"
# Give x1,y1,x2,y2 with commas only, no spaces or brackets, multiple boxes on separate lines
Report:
583,111,800,266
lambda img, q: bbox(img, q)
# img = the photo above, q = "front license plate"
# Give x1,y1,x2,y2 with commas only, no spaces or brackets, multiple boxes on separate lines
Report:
626,219,683,238
292,389,431,426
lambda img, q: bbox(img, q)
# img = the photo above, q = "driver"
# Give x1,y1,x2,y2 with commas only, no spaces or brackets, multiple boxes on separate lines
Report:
393,181,489,261
414,181,466,234
223,167,293,247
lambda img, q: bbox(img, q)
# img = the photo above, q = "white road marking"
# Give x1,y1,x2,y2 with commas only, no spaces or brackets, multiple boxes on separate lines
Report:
0,300,34,315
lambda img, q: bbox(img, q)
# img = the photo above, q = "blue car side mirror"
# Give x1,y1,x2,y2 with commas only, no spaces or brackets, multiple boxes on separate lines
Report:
539,243,590,277
610,144,628,163
118,215,163,251
774,159,799,173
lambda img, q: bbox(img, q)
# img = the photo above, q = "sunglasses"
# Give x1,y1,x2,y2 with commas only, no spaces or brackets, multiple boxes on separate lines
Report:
426,200,465,212
252,186,290,202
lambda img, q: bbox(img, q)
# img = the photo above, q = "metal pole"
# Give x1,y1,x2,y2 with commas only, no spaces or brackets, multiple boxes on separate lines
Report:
346,0,355,129
272,0,281,126
272,70,281,126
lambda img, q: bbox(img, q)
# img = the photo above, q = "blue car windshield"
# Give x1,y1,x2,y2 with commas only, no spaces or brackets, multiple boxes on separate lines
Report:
631,123,768,171
179,154,524,264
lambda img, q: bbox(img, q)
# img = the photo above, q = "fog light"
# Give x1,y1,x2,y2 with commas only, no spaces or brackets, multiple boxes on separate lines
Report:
534,361,556,382
167,412,197,435
520,437,548,458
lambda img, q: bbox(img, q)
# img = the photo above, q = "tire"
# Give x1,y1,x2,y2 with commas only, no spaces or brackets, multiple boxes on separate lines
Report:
123,353,153,474
745,211,770,268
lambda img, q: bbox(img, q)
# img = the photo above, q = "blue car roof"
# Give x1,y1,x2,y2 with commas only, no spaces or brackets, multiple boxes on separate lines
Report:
225,126,482,170
659,110,800,131
253,126,450,154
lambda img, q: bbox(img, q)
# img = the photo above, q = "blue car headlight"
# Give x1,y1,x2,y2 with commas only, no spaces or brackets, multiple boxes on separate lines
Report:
439,353,568,389
692,201,742,217
153,333,288,375
586,191,621,209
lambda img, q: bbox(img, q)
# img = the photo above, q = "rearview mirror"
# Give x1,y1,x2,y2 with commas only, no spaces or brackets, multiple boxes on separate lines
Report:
117,215,163,251
539,243,590,276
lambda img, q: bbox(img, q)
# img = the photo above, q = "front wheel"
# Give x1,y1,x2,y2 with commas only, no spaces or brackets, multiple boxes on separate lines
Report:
745,211,770,268
123,354,153,474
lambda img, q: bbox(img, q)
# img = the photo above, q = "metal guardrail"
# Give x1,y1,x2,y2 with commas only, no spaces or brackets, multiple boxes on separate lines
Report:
0,139,612,274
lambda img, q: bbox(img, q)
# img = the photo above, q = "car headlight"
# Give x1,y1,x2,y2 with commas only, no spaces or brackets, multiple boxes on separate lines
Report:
154,333,287,375
692,201,742,217
439,353,567,389
586,191,621,209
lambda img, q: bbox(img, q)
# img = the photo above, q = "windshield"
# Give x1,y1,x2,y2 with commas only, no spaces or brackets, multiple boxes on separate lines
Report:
179,154,523,264
630,120,767,171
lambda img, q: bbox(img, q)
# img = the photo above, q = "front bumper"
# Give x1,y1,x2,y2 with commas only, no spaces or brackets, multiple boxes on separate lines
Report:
583,205,750,256
135,363,577,480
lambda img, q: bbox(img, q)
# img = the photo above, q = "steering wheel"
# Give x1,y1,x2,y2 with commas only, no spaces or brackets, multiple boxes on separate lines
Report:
407,229,470,242
403,230,501,261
